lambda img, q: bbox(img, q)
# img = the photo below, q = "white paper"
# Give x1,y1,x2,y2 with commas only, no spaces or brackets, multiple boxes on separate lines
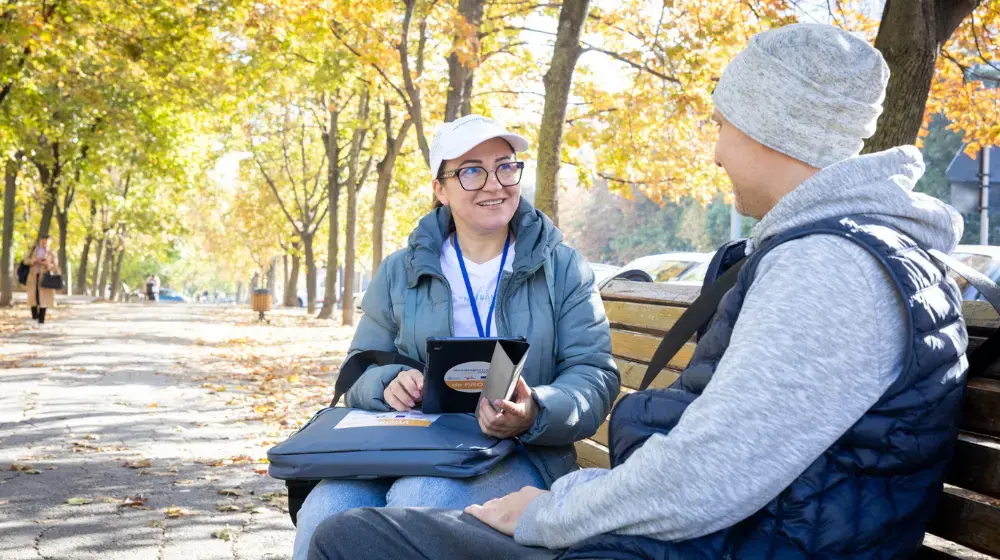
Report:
334,410,441,429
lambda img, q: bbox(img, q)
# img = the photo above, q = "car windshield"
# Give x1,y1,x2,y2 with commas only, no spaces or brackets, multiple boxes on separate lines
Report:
647,260,696,283
671,260,710,284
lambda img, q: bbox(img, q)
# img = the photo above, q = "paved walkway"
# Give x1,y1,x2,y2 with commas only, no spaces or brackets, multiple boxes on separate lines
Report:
0,302,355,559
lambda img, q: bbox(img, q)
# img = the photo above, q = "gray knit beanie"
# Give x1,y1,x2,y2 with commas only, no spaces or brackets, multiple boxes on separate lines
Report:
712,23,890,169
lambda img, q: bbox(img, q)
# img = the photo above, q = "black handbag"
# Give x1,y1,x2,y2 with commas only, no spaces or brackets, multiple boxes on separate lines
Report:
41,272,64,290
16,261,29,285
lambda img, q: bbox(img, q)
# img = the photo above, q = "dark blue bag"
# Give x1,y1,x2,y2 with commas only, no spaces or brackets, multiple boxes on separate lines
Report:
267,408,514,480
268,350,516,525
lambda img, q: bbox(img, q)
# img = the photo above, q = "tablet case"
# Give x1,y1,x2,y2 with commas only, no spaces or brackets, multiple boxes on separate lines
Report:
421,337,529,414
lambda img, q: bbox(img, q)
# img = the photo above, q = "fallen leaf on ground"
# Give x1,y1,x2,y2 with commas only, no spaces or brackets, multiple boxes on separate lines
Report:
10,463,33,472
253,468,268,475
66,497,93,505
148,520,165,528
216,503,241,512
243,505,263,513
124,459,152,469
218,488,242,497
84,434,100,441
0,499,9,506
229,455,254,465
121,495,148,507
97,496,121,504
175,479,194,485
46,466,57,471
212,525,234,541
165,505,195,518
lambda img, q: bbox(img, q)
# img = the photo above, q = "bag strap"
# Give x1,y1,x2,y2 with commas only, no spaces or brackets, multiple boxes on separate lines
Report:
638,257,747,391
928,249,1000,376
637,248,1000,392
331,350,425,407
928,250,1000,312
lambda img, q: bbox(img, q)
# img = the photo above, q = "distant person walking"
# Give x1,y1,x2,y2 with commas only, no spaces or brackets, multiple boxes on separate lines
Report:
145,275,160,302
22,235,60,325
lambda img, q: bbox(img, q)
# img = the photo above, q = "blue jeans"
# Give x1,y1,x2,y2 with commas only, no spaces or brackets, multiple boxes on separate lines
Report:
292,449,545,560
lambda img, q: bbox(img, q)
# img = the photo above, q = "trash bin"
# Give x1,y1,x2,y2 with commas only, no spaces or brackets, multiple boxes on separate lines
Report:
252,289,272,321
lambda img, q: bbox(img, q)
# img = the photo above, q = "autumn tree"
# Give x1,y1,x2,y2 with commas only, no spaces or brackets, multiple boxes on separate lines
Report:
248,100,330,313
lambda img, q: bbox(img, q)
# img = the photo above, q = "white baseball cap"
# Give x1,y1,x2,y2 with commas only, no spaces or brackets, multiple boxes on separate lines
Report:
430,115,529,179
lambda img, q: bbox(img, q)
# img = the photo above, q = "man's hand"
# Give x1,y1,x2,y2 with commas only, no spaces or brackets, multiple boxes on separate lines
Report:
383,369,423,411
465,486,548,536
477,376,538,438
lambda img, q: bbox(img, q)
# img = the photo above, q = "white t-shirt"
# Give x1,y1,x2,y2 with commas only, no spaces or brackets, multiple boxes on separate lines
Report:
440,234,515,338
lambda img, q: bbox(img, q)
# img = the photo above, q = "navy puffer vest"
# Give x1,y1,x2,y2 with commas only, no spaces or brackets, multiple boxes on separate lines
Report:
562,216,968,560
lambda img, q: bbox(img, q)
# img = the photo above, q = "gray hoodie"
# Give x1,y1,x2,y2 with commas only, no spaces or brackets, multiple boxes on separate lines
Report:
514,146,964,548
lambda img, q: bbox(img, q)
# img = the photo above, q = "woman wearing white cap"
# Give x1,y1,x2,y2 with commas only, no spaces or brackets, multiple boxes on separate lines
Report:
291,115,619,558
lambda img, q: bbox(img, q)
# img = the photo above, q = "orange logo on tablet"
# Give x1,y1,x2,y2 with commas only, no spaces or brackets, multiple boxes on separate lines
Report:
444,361,489,393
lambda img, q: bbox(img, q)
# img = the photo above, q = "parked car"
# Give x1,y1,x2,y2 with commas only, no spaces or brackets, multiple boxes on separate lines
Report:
617,252,713,284
158,288,188,303
949,245,1000,301
667,259,711,287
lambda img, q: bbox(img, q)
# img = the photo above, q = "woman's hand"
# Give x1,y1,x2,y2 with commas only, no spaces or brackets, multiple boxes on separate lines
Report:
383,369,424,411
477,377,538,438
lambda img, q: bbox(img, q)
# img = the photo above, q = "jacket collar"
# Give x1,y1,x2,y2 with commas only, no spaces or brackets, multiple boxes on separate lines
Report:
403,197,562,288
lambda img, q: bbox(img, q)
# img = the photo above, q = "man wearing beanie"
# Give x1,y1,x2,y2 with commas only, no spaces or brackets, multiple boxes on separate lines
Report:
308,24,968,560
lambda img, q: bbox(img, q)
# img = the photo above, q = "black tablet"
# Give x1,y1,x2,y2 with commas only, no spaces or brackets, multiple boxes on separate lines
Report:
421,337,529,414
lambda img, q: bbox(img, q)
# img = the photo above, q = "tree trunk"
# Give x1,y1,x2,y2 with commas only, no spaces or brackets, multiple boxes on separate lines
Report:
461,73,475,116
444,0,486,122
283,254,289,290
534,0,591,225
267,257,277,292
303,232,316,313
91,234,106,296
319,106,342,320
284,243,300,307
863,0,977,153
343,176,358,326
236,281,244,304
97,242,113,299
109,247,124,302
76,201,96,295
373,106,413,273
34,162,57,238
56,210,69,294
0,151,23,307
75,234,91,296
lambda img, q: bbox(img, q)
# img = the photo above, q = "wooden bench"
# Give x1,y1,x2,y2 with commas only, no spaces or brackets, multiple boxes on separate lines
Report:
584,279,1000,559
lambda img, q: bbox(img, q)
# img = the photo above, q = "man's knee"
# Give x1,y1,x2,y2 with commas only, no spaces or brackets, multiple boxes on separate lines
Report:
309,509,381,560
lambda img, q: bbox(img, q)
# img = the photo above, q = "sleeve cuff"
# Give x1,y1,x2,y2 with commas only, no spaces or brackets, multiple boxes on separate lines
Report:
518,386,556,443
513,491,556,547
345,364,408,410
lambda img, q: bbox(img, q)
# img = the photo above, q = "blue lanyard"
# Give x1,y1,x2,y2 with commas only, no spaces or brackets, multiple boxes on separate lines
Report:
453,231,511,338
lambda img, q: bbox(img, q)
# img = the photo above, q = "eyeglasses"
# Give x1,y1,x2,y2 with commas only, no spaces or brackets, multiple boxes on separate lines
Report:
438,161,525,191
